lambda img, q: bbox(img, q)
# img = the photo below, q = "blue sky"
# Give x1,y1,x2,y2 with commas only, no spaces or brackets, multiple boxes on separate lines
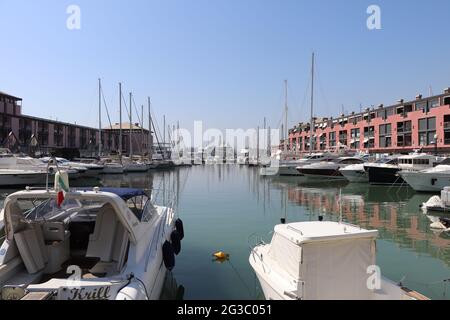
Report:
1,0,449,134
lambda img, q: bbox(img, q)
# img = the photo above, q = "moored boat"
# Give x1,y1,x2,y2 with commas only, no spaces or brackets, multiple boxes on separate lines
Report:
399,158,450,192
0,182,185,300
249,220,428,300
297,157,364,180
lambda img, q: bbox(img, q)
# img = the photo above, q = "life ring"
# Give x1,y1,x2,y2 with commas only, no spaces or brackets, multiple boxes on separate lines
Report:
175,219,184,240
162,241,175,271
171,230,182,255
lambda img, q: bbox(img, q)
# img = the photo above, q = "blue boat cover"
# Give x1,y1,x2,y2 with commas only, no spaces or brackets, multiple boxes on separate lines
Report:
75,187,147,200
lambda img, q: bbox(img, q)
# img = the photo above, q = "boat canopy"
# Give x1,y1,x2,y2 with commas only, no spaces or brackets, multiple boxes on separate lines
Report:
75,188,147,201
269,221,378,300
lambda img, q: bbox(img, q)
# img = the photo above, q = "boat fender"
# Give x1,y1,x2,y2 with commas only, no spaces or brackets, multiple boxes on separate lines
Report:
162,241,175,271
171,230,182,255
175,219,184,240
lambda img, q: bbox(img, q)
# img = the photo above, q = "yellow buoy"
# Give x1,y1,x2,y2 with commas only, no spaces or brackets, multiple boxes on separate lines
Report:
213,251,230,261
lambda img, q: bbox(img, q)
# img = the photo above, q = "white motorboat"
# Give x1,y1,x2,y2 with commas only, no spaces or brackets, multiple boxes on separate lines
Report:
102,163,125,174
0,183,185,300
365,153,442,186
399,158,450,192
260,153,339,177
249,220,428,300
123,163,148,173
0,169,49,187
339,163,368,183
297,157,364,180
237,149,249,165
421,187,450,212
62,158,104,177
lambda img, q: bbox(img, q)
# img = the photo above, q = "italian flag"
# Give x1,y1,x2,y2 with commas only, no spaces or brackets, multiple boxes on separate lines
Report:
56,172,69,207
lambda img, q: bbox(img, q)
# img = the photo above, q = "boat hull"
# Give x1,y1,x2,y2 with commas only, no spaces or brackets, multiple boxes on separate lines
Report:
298,168,346,180
400,171,450,192
340,169,368,183
0,172,48,187
366,166,403,185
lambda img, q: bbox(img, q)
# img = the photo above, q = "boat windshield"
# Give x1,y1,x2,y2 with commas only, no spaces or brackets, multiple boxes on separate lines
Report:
15,198,93,221
376,157,398,165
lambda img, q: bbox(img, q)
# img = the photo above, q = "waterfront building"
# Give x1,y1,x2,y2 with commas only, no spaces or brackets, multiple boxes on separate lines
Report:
288,88,450,154
103,122,151,157
0,91,150,158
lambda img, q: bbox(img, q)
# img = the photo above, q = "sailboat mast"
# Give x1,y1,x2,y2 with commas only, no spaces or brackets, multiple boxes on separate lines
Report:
129,92,133,158
309,52,315,155
98,78,102,157
284,79,288,152
148,97,151,161
119,83,122,161
141,105,144,158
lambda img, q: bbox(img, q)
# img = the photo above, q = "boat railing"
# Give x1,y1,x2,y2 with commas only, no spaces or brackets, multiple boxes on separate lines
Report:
147,188,177,210
248,232,273,274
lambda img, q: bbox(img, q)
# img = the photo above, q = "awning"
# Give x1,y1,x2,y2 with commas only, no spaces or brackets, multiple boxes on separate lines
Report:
350,139,356,144
363,138,369,143
322,123,328,128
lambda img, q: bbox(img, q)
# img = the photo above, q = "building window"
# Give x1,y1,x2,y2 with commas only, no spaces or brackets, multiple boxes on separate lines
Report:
418,117,436,146
329,132,336,147
339,130,347,146
363,126,375,149
397,120,412,147
37,122,49,146
379,124,392,148
319,134,326,150
350,129,360,150
19,119,32,145
429,98,440,109
0,115,12,144
298,137,303,151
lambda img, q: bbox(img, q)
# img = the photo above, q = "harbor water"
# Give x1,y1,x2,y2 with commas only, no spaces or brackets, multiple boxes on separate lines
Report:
2,164,450,300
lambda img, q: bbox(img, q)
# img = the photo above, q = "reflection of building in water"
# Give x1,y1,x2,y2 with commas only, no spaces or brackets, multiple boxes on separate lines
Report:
284,185,450,265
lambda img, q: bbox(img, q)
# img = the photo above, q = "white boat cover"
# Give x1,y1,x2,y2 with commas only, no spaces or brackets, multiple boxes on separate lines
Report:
301,238,375,300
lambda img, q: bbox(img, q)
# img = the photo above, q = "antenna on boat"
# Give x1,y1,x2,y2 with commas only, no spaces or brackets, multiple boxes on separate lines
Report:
309,52,315,155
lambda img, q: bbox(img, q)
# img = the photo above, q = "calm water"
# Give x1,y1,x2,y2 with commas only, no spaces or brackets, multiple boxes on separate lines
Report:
2,165,450,300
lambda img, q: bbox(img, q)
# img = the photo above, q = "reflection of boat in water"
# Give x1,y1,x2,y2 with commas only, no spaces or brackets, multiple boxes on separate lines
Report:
159,271,185,300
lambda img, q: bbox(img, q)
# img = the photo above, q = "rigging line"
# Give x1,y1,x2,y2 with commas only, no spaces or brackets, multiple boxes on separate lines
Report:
100,86,113,129
314,63,332,116
150,109,165,146
131,95,142,125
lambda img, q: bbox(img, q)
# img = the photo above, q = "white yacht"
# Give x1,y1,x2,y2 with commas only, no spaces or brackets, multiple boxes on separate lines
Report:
0,150,78,186
122,158,149,173
297,157,364,180
365,153,441,185
0,183,184,300
237,149,249,165
97,157,125,174
339,163,368,182
249,221,428,300
260,153,338,177
421,186,450,212
399,158,450,192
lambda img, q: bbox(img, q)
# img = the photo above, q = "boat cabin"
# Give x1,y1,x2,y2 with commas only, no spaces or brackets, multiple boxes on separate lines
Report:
260,221,422,300
398,153,441,171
